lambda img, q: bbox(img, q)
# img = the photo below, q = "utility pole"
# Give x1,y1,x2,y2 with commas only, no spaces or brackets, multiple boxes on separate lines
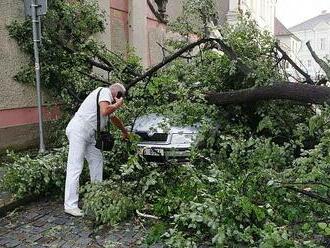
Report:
25,0,47,153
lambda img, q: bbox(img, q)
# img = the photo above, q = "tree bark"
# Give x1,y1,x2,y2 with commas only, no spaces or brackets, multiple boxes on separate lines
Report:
126,38,215,90
205,82,330,106
306,41,330,80
275,43,313,84
126,37,251,90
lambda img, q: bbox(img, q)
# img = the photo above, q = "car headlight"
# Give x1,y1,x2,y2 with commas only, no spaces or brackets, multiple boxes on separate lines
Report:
171,133,195,144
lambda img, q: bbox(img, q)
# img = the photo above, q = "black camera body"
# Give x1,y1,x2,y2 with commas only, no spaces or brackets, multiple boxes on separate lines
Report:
112,91,124,104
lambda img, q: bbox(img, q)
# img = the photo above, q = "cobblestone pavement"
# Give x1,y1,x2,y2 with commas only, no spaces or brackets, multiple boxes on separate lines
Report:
0,166,12,208
0,199,164,248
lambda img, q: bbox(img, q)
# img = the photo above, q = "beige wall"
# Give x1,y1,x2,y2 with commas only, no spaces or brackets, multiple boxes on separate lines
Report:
0,0,38,110
216,0,230,26
128,0,148,66
110,3,128,56
146,1,183,66
93,0,112,78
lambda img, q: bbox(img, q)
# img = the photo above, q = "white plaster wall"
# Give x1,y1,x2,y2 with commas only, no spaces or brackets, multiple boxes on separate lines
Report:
293,24,330,78
239,0,276,34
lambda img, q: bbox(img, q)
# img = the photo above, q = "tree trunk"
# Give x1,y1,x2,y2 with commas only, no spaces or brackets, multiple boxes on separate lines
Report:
306,41,330,80
205,82,330,105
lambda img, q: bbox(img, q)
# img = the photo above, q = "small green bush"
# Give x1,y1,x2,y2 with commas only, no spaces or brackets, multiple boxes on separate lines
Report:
82,181,140,225
0,147,67,199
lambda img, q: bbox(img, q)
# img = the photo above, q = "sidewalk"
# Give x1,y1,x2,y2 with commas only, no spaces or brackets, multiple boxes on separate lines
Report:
0,198,165,247
0,166,13,211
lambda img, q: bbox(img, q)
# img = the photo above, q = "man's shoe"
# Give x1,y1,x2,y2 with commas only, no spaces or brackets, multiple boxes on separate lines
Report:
64,208,84,217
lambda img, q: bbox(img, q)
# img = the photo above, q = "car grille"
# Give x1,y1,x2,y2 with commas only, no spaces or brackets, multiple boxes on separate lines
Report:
135,132,168,142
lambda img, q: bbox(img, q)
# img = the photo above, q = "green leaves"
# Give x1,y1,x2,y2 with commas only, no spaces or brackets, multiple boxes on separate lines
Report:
7,0,106,109
5,0,330,246
0,147,68,199
82,181,138,225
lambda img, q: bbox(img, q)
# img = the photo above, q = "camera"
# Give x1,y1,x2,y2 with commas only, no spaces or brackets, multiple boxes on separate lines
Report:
112,91,124,104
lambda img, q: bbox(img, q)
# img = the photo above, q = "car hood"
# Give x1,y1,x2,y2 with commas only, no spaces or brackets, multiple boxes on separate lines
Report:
132,114,199,134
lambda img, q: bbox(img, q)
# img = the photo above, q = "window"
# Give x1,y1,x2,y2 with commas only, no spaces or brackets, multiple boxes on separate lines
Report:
285,62,290,69
320,38,326,50
307,60,312,67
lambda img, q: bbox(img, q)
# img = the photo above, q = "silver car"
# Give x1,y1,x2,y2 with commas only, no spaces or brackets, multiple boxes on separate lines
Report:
132,114,198,160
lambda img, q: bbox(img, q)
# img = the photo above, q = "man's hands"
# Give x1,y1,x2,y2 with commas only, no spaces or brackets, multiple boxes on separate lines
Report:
114,97,124,109
121,130,129,140
100,97,124,116
110,115,130,141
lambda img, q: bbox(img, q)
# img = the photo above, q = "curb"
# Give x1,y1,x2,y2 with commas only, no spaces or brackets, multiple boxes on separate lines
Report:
0,195,39,218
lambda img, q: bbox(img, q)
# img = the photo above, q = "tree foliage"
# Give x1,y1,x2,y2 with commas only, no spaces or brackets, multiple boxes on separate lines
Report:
3,0,330,247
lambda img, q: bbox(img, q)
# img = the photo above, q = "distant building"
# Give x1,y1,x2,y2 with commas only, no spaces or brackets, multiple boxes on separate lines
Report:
274,17,301,79
223,0,276,34
289,11,330,79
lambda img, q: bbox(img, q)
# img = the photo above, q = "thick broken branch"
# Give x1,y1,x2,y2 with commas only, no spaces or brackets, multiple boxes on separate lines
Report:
147,0,168,24
88,59,112,72
306,41,330,80
78,70,109,85
284,185,330,205
205,82,330,106
126,38,215,90
59,43,113,72
213,38,252,75
275,43,314,84
156,42,196,60
126,37,252,91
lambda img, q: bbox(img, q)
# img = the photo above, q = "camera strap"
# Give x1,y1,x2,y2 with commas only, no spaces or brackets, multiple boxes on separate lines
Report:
96,88,102,134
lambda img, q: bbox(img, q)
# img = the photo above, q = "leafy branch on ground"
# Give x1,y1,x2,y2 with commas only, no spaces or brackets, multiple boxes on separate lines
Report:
2,0,330,247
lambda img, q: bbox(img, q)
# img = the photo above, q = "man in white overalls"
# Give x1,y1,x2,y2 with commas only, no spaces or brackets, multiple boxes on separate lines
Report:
64,83,128,216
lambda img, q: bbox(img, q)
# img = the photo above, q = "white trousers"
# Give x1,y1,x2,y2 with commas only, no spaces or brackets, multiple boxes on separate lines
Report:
64,117,103,210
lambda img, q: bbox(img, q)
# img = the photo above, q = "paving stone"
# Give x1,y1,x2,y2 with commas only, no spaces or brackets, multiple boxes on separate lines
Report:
32,219,47,227
23,212,40,220
16,244,30,248
79,230,92,238
61,241,77,248
46,216,56,223
47,239,67,248
105,233,123,242
0,199,166,248
13,231,28,242
0,237,10,245
0,228,9,236
4,239,21,248
76,237,92,246
119,230,136,245
25,234,43,243
27,225,48,234
53,218,68,225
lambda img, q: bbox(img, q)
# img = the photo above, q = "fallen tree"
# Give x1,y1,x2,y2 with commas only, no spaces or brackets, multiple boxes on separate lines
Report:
6,1,330,246
205,82,330,105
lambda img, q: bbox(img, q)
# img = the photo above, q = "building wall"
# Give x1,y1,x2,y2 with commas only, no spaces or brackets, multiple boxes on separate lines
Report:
0,0,59,151
0,0,37,110
227,0,276,34
110,0,129,56
244,0,276,34
276,35,301,78
109,0,183,67
216,0,230,26
293,22,330,79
